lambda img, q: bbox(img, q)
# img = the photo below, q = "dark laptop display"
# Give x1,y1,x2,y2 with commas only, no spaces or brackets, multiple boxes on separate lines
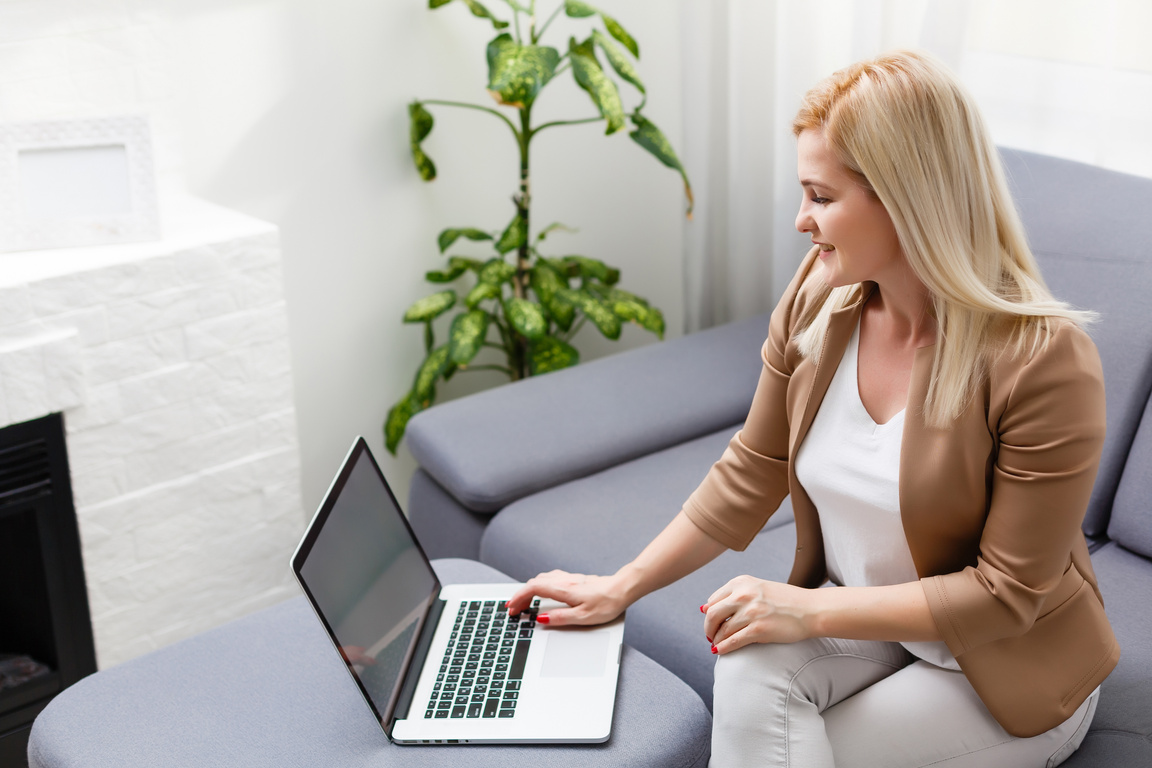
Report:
293,442,439,732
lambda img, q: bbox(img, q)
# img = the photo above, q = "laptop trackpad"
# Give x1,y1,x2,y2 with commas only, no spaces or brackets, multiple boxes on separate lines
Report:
539,630,609,678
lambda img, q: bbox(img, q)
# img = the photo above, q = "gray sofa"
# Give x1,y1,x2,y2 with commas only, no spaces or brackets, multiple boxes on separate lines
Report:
406,148,1152,766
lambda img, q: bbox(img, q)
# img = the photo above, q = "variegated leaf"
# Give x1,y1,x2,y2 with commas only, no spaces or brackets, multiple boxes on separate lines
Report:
592,29,644,94
568,37,625,135
558,288,621,339
528,336,580,375
530,265,575,331
448,310,491,366
438,227,492,253
565,255,619,284
563,0,597,18
503,297,548,340
413,344,453,404
478,258,517,285
432,0,509,29
403,290,456,322
465,281,502,308
384,393,421,454
408,102,436,181
630,114,694,216
600,12,638,58
486,34,560,108
535,221,577,241
495,213,527,253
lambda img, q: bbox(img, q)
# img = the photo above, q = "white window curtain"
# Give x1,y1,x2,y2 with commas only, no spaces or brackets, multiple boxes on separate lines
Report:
680,0,1152,333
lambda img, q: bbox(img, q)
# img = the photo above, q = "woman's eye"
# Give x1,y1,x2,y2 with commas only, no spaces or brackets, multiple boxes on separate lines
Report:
810,196,829,205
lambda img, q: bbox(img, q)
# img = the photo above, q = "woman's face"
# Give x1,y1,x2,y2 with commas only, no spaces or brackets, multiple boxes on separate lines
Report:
794,129,903,288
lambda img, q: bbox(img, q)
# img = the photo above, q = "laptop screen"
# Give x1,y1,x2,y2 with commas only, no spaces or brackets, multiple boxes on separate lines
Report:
294,439,439,730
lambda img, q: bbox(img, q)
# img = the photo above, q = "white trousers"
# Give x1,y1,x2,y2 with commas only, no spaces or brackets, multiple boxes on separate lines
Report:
710,637,1098,768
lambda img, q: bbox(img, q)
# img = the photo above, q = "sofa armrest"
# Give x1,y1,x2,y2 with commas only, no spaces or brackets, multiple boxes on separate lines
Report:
406,312,771,513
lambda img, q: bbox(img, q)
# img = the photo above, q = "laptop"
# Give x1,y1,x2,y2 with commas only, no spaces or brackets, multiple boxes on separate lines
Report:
290,437,625,744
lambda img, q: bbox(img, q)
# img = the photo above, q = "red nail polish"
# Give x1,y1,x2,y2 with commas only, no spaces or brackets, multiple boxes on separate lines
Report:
711,645,717,654
699,604,707,613
706,636,712,644
537,614,550,624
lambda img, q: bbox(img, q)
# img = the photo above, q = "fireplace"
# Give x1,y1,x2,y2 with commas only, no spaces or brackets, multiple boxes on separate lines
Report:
0,413,96,765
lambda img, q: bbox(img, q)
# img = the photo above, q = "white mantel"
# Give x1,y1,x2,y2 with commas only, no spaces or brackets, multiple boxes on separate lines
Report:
0,196,305,668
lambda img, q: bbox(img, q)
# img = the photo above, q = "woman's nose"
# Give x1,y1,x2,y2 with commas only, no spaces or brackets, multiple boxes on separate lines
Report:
795,206,811,234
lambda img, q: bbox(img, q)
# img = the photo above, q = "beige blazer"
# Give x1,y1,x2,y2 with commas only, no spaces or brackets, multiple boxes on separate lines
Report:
683,249,1119,738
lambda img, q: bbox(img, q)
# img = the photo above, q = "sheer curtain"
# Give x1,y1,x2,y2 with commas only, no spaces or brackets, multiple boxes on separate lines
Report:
680,0,1152,332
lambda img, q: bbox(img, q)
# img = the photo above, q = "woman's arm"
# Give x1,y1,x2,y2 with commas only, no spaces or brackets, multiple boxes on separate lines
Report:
702,578,941,652
504,510,728,625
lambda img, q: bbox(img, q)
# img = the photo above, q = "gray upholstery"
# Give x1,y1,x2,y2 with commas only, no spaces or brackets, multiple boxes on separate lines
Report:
28,559,712,768
409,468,492,560
406,312,771,512
1001,149,1152,537
405,149,1152,767
480,426,796,707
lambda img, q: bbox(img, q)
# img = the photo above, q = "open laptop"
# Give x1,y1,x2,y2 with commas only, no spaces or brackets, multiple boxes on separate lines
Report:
290,437,625,744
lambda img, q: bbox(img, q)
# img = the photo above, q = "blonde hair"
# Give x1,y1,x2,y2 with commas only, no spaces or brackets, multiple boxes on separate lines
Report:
791,50,1094,427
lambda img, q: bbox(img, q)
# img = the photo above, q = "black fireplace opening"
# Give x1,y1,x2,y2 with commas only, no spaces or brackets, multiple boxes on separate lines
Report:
0,413,96,767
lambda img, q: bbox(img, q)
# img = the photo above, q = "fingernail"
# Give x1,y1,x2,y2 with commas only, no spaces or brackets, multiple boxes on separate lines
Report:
706,636,712,644
537,614,550,624
711,645,718,655
699,604,707,613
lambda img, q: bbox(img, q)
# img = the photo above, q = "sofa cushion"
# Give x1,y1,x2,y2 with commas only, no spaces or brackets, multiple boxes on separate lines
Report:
1002,149,1152,537
406,313,771,513
480,425,797,708
1109,395,1152,558
1067,542,1152,765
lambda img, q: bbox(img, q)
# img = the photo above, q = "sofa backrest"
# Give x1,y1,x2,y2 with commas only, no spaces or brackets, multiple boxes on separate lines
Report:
1110,395,1152,559
1001,149,1152,538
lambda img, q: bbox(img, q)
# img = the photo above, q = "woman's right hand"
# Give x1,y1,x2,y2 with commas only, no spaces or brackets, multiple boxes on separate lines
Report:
505,570,629,627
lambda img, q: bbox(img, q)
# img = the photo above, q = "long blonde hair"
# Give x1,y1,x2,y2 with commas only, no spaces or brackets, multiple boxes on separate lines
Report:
791,50,1094,427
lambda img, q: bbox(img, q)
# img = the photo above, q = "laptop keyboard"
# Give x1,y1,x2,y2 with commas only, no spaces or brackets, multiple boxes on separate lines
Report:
425,598,540,720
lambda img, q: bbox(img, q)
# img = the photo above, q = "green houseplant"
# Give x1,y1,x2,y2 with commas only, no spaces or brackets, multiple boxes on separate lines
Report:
386,0,692,454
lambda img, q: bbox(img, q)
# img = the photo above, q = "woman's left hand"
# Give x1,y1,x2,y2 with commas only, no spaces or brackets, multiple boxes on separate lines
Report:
702,575,815,653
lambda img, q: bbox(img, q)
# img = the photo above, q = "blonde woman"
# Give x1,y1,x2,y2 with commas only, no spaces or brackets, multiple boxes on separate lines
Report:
506,51,1118,767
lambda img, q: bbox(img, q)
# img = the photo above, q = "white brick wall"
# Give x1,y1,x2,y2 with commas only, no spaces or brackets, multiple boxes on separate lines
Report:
0,196,304,669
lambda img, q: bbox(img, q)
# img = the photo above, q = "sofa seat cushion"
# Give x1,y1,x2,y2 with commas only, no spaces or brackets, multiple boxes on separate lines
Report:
1063,542,1152,766
29,559,713,768
481,426,798,708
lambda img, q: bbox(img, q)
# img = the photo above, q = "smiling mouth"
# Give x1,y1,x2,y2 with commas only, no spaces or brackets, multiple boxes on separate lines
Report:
818,243,834,252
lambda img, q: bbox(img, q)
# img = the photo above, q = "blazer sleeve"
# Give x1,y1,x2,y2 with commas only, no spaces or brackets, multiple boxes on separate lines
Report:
681,250,820,550
922,321,1107,655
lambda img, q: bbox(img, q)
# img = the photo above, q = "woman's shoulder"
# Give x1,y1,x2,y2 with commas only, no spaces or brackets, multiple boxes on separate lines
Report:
987,316,1104,412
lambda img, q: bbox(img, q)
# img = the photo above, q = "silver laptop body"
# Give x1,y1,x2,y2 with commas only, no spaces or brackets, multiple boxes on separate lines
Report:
290,437,625,744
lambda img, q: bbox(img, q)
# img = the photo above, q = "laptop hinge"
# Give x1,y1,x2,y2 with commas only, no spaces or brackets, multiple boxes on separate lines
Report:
390,595,446,729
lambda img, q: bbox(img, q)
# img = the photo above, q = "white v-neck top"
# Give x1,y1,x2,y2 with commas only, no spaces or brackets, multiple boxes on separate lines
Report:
794,322,959,670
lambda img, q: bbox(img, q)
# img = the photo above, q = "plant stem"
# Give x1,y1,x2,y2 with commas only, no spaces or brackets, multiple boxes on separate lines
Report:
421,99,521,143
531,115,602,135
536,2,564,41
529,0,537,42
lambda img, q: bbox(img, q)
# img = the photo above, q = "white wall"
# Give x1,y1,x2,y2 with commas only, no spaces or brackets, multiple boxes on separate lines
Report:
0,0,686,513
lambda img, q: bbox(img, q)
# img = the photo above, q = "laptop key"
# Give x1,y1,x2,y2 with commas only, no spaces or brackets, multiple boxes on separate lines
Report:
451,706,466,718
467,702,482,718
435,710,450,719
483,698,499,718
498,709,516,718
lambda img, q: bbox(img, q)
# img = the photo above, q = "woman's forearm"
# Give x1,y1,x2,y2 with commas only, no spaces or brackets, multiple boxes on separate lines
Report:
611,511,729,605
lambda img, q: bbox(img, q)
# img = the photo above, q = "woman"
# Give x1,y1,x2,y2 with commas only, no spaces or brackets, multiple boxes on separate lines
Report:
506,51,1118,767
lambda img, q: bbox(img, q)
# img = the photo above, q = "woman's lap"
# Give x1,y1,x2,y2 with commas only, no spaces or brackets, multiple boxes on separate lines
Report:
710,637,1097,768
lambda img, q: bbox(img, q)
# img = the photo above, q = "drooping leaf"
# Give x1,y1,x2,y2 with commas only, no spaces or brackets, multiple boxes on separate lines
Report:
541,256,579,278
530,265,575,331
465,281,502,308
558,288,621,339
450,256,484,272
448,310,491,366
503,297,548,339
592,29,644,94
408,102,436,181
413,344,453,404
385,393,421,455
403,290,456,322
486,34,561,108
563,0,597,18
528,336,580,375
478,257,517,285
425,262,470,283
495,213,527,254
438,227,492,253
535,222,577,241
600,12,639,58
430,0,509,29
611,298,664,338
630,113,694,217
568,37,625,135
565,255,619,285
